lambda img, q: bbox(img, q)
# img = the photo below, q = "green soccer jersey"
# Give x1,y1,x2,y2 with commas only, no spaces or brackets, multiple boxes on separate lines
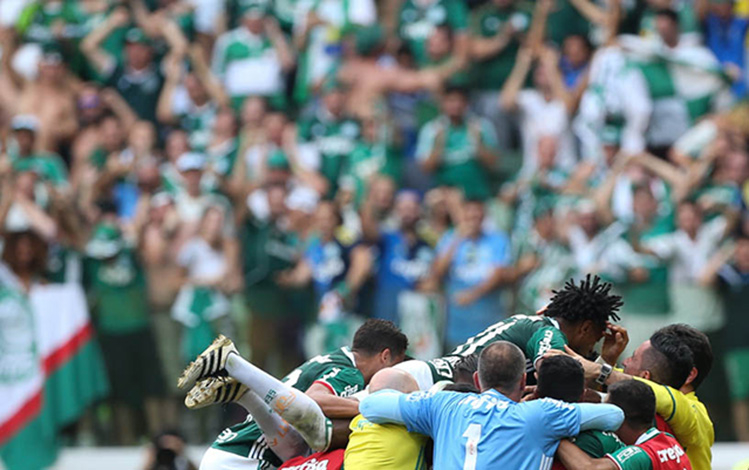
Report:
180,102,219,153
339,140,399,207
427,314,568,382
212,347,365,464
298,113,361,198
103,64,164,124
617,217,674,317
10,152,69,187
45,244,82,284
470,5,531,90
415,116,496,199
241,216,302,318
398,0,468,66
545,0,590,46
574,430,626,458
605,428,684,470
84,249,150,334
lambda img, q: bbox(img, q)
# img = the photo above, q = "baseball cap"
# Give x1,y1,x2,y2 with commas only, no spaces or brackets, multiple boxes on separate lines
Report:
11,115,40,133
601,124,622,146
266,150,291,170
176,152,206,172
239,1,268,18
125,28,153,46
40,43,64,65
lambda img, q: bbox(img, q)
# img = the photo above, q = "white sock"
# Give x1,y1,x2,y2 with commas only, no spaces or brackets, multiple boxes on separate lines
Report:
226,353,330,451
237,390,309,461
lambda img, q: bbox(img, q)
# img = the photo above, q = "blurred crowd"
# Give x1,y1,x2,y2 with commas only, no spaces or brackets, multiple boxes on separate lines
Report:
0,0,748,448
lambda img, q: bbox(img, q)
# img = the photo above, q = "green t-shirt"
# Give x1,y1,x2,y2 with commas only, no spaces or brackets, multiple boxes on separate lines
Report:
298,113,361,198
180,102,219,153
339,140,400,207
427,314,569,381
618,216,674,316
639,6,699,40
11,152,69,186
84,249,150,334
212,347,365,462
398,0,468,66
546,0,590,46
241,216,301,317
103,64,164,123
45,244,82,284
469,5,531,90
415,116,497,199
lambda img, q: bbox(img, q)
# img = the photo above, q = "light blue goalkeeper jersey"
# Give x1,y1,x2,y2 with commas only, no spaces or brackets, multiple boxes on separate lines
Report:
397,390,581,470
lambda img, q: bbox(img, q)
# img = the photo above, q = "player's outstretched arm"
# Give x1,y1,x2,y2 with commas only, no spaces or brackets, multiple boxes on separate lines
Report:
576,403,625,432
359,390,406,425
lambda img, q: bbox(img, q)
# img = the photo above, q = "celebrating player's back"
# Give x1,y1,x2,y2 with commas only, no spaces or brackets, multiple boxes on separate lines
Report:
401,275,624,388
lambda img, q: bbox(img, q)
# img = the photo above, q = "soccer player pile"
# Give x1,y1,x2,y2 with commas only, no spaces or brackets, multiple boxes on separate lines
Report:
178,275,711,470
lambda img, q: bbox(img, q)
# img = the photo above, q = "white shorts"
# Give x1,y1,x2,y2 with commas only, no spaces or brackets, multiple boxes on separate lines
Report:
200,447,262,470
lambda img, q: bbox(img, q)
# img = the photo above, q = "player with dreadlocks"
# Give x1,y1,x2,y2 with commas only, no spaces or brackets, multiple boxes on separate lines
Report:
395,274,626,389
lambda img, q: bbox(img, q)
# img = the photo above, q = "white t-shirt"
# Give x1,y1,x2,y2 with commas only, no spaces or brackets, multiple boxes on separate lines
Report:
177,238,227,281
645,217,727,283
517,89,576,175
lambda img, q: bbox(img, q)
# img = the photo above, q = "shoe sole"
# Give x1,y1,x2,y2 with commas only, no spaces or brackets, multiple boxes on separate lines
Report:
177,335,236,390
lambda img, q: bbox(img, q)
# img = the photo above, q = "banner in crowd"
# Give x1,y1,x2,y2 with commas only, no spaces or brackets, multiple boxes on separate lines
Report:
0,282,109,470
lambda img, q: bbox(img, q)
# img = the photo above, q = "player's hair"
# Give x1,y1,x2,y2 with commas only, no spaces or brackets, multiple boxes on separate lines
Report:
653,325,712,388
443,382,479,393
655,8,680,25
643,332,694,389
607,380,656,430
454,354,479,385
537,355,584,403
352,319,409,358
443,84,469,99
545,274,623,328
477,341,525,392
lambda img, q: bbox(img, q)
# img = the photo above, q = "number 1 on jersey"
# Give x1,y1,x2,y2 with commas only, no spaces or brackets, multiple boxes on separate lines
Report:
462,423,482,470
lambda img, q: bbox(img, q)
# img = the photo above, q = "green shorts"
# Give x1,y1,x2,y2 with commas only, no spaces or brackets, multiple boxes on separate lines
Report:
725,348,749,400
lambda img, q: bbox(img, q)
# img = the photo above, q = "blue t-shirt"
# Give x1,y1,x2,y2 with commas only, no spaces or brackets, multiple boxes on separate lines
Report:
373,230,435,323
304,237,353,300
398,389,580,470
705,14,749,97
437,230,511,347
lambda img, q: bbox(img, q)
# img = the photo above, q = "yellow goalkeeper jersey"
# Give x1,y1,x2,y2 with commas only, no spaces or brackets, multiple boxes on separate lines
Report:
634,377,714,470
344,414,428,470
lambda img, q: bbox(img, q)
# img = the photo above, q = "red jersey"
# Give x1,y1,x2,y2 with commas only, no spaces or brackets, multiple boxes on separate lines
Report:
607,428,692,470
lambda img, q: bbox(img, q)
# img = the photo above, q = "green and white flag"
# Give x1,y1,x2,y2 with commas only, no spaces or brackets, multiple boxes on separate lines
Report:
619,35,732,146
0,279,108,470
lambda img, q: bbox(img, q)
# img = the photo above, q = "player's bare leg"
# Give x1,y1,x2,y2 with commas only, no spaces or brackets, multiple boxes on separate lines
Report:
179,336,332,451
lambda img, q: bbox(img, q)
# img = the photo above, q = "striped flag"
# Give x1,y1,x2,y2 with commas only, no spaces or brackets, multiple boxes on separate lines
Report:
0,282,108,470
